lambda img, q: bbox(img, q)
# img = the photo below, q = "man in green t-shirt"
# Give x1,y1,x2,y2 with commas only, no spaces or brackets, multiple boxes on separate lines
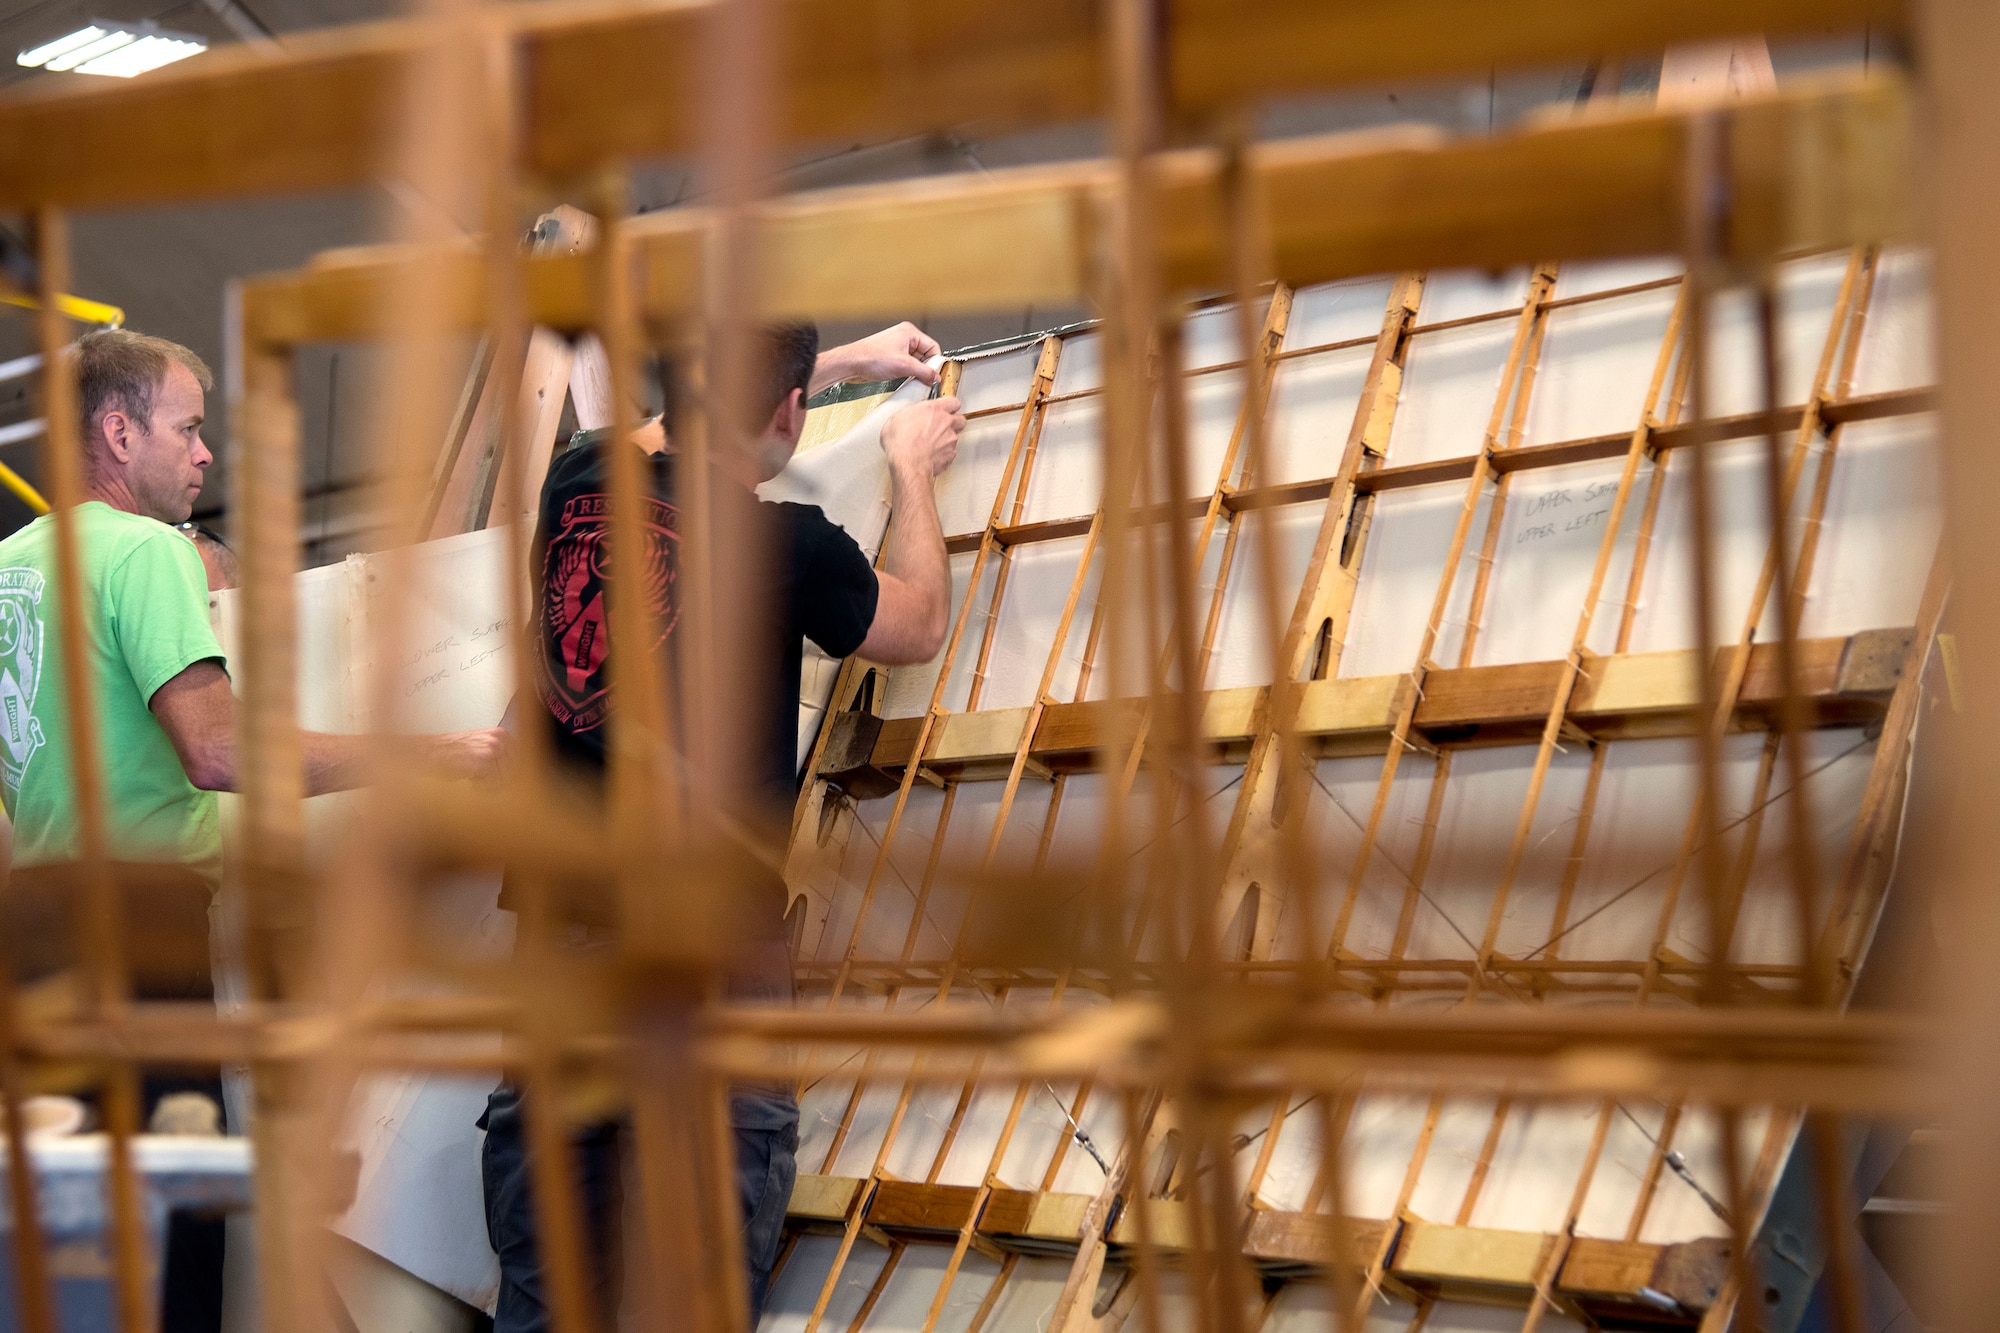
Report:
0,329,503,882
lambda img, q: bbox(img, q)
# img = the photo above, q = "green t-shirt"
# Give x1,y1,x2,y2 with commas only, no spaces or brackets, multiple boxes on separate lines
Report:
0,502,226,880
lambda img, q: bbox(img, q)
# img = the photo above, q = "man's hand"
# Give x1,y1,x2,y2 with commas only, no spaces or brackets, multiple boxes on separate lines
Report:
881,397,965,479
812,322,943,393
426,728,508,780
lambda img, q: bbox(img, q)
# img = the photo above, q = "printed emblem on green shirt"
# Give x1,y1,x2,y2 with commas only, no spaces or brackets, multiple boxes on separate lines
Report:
0,565,46,788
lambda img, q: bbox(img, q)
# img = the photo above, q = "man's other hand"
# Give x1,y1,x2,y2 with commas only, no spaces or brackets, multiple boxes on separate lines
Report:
882,398,965,478
821,323,943,388
428,727,508,780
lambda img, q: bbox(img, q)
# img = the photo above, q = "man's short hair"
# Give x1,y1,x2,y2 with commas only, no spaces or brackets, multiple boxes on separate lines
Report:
759,322,819,423
658,322,820,437
74,329,213,443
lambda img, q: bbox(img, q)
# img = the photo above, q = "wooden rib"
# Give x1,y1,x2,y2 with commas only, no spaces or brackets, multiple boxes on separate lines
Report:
823,355,1009,1005
1573,250,1874,1302
801,349,1057,1333
34,209,150,1333
1253,264,1556,1220
1623,1100,1686,1242
1515,1102,1615,1333
809,359,991,1159
1640,248,1874,1002
965,339,1066,710
1350,1090,1447,1323
1086,287,1313,968
1133,260,1340,1227
1464,278,1690,985
420,333,494,535
1397,266,1563,978
890,309,1188,1333
1322,268,1540,957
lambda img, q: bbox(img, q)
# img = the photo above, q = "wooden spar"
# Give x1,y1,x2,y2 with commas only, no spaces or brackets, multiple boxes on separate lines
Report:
467,30,601,1333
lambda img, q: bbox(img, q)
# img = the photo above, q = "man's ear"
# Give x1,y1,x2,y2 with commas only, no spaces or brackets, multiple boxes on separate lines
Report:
97,410,134,463
771,388,807,443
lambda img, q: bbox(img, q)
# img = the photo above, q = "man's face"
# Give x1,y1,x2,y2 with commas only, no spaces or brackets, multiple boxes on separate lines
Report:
116,363,211,523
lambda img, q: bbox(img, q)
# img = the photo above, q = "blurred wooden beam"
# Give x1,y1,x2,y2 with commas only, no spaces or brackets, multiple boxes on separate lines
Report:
237,77,1912,348
0,0,1901,211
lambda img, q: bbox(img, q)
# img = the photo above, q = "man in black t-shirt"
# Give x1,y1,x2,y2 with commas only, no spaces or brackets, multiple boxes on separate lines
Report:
481,321,964,1332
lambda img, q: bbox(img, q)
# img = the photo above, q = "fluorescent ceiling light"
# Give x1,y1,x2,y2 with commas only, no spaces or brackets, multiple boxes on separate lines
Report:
16,25,110,67
43,29,135,70
17,20,205,77
74,32,205,76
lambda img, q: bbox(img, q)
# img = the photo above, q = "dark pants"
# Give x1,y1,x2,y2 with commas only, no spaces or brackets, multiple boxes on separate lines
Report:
480,1085,798,1332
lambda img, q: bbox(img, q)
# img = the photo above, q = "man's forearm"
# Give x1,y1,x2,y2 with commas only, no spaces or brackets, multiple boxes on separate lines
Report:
302,730,370,796
808,346,862,397
885,459,950,639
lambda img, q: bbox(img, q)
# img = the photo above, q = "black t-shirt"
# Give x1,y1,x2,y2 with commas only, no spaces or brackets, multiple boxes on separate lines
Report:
531,440,879,820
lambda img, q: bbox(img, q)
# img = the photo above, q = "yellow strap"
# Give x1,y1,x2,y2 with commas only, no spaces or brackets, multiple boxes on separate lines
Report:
0,290,125,328
0,460,49,514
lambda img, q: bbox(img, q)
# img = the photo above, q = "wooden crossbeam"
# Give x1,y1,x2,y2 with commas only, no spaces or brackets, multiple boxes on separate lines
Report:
935,384,1937,547
820,629,1912,788
235,78,1913,347
778,1178,1732,1324
0,0,1900,211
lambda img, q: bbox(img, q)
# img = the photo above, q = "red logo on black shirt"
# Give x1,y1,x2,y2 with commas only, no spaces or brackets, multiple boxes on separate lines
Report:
538,492,680,736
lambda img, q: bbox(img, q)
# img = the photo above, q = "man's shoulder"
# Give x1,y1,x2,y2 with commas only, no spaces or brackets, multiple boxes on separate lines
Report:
0,515,46,564
0,505,169,566
98,508,197,567
760,498,871,580
538,439,675,508
759,496,848,544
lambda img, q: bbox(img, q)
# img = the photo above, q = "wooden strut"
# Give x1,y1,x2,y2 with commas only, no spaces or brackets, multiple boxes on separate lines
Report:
795,353,1023,1333
1337,261,1565,1330
1055,268,1420,1333
882,279,1275,1333
32,209,152,1333
1614,251,1875,1271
